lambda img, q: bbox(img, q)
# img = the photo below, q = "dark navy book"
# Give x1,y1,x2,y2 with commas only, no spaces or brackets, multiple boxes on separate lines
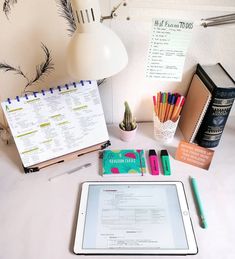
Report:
196,63,235,148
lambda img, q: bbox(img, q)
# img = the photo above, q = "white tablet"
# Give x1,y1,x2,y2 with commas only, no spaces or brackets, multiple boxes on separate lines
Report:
74,181,198,255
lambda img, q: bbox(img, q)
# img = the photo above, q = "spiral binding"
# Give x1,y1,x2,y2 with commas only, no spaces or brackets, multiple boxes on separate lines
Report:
6,81,93,104
190,95,212,142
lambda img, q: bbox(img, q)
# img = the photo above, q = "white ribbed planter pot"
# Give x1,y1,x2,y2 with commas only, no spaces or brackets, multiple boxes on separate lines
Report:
119,126,137,142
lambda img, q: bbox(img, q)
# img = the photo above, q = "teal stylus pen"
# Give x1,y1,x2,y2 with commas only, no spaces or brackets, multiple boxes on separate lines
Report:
190,177,208,229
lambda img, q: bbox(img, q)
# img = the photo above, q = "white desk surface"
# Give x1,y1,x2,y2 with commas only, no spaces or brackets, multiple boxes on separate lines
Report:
0,117,235,259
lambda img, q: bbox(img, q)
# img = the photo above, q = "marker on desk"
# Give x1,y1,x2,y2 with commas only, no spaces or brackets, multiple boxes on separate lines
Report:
48,163,92,181
190,177,208,229
160,150,171,175
148,149,159,175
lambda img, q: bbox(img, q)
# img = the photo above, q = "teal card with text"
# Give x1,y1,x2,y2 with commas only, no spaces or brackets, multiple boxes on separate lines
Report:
102,149,146,176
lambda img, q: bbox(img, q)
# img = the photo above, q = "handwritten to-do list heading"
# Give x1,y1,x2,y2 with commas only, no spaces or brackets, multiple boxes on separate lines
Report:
146,19,194,81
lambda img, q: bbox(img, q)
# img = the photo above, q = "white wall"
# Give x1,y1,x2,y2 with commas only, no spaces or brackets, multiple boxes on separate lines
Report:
0,0,235,126
104,0,235,123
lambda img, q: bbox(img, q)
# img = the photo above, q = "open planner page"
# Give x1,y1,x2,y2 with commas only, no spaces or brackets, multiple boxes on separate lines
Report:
1,81,109,167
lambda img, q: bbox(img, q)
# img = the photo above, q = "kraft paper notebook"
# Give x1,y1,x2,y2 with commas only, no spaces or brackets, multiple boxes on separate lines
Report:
1,81,110,173
179,74,212,143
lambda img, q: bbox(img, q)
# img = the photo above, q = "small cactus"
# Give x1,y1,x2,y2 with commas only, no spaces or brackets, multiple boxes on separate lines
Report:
119,101,137,131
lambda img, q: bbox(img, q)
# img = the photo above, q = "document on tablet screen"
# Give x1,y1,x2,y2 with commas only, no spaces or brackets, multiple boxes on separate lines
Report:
82,184,188,250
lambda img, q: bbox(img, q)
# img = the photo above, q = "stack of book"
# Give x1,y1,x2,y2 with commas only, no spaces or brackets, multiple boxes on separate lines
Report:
179,63,235,148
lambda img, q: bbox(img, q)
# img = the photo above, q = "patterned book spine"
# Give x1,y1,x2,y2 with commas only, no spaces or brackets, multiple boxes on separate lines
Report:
196,64,235,148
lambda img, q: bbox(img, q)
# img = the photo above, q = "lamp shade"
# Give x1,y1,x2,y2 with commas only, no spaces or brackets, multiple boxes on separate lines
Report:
67,0,128,81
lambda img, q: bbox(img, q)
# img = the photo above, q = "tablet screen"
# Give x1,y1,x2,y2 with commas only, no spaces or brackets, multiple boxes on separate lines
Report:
74,182,197,255
83,184,187,249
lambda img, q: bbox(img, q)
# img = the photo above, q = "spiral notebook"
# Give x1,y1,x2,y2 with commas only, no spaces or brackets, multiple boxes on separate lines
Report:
179,74,212,143
1,81,110,173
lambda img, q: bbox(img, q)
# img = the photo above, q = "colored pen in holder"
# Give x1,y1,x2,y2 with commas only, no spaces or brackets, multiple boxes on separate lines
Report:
152,92,185,143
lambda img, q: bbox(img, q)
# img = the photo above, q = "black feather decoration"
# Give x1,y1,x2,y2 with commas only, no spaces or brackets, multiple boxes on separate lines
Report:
24,43,54,89
56,0,76,36
3,0,18,18
98,78,107,86
0,43,54,90
0,63,28,80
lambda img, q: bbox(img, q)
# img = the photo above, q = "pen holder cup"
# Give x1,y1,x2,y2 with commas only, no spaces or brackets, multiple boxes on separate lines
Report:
153,115,180,144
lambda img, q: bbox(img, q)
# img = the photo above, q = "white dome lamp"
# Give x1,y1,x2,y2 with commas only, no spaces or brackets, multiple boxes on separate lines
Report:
67,0,128,81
